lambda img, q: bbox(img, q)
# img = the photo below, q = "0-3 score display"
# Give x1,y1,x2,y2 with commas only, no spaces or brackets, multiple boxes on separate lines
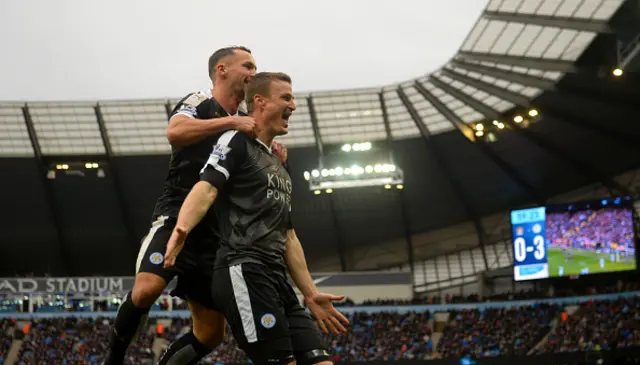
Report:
510,207,549,281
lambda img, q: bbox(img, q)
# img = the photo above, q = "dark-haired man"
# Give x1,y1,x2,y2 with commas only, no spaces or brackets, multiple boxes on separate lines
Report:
102,47,288,365
164,72,349,365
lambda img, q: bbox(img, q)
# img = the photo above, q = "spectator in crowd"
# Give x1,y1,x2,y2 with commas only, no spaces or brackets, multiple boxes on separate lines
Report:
6,294,640,364
0,319,15,364
539,297,640,353
437,304,559,358
16,318,153,365
546,209,635,254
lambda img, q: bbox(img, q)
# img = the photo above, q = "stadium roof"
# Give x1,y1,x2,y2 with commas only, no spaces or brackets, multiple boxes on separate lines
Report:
1,0,640,277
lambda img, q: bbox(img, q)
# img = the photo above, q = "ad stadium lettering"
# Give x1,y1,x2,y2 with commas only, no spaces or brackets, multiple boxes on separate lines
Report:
0,278,125,294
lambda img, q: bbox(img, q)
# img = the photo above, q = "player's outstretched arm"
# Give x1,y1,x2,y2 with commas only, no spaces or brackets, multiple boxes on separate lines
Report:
164,181,219,268
165,130,246,268
285,229,350,335
284,229,317,298
175,181,219,235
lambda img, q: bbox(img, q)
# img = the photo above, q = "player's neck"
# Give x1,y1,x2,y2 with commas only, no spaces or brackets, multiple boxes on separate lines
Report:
255,129,275,150
212,86,241,116
252,115,275,149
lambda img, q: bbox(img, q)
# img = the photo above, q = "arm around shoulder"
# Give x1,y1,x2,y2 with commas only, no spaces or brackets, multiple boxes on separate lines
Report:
167,114,236,148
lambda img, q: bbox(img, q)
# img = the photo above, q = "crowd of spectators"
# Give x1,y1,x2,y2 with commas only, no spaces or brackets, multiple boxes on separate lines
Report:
177,311,434,364
538,297,640,353
0,319,15,364
442,282,640,305
546,209,635,250
325,311,432,362
1,292,638,364
16,317,153,365
348,297,441,306
437,304,560,358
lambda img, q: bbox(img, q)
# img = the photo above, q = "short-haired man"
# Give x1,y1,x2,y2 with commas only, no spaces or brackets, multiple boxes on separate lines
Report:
164,72,349,365
102,47,288,365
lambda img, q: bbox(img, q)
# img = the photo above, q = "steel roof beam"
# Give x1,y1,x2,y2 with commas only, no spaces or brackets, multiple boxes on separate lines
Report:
165,101,173,119
378,92,395,157
440,68,532,107
414,81,544,205
542,107,640,149
505,117,632,196
430,76,630,196
444,67,640,151
379,91,415,279
429,76,502,120
396,87,489,270
483,10,613,33
449,60,556,90
308,95,346,271
95,105,139,267
307,96,325,164
23,104,71,275
456,52,578,73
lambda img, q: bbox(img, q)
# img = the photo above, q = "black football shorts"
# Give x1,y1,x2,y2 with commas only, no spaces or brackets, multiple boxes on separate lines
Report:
211,262,330,365
136,215,218,308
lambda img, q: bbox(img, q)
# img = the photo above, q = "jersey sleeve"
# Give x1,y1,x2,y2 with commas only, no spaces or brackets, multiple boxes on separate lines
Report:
199,131,246,190
171,92,209,119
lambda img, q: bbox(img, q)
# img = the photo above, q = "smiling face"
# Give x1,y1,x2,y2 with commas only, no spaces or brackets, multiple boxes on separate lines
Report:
223,50,257,100
209,47,257,100
245,72,296,137
261,79,296,136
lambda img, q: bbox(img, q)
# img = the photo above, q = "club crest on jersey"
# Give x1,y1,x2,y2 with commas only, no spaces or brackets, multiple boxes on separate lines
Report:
211,144,232,160
261,313,276,329
149,252,164,265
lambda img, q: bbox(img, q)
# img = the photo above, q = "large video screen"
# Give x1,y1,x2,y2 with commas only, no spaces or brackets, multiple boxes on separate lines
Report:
510,197,637,281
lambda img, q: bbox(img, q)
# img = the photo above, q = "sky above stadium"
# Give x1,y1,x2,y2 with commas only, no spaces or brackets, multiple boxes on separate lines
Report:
0,0,487,101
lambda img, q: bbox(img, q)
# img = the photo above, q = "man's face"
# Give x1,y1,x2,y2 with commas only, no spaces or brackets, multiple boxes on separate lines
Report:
263,80,296,136
222,50,257,97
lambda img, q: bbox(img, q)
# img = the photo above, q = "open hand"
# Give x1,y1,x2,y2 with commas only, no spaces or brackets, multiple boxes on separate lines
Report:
272,140,288,164
305,292,350,335
232,116,258,138
163,228,187,268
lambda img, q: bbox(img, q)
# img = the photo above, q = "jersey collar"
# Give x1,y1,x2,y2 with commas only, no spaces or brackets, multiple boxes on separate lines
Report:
210,96,242,117
255,138,273,154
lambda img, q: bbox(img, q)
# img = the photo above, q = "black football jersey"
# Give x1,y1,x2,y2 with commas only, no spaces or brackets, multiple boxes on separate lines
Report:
152,91,245,233
199,130,293,273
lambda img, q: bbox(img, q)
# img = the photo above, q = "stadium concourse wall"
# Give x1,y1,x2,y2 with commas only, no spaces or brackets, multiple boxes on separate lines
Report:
1,291,638,319
0,272,413,304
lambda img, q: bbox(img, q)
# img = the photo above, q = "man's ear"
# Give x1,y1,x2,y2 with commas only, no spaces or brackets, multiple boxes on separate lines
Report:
216,64,226,77
254,94,265,110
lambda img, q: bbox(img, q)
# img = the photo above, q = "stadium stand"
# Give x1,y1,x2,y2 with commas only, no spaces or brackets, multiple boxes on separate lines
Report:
0,292,638,364
538,297,640,353
16,318,153,365
0,319,15,364
326,311,433,361
437,304,560,358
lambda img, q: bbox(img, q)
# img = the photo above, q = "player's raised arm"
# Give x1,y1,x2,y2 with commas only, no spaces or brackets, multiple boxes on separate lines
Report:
284,229,350,334
164,130,246,267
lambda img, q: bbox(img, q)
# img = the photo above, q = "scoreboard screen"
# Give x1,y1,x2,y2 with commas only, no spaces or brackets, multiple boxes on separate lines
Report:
510,197,637,281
